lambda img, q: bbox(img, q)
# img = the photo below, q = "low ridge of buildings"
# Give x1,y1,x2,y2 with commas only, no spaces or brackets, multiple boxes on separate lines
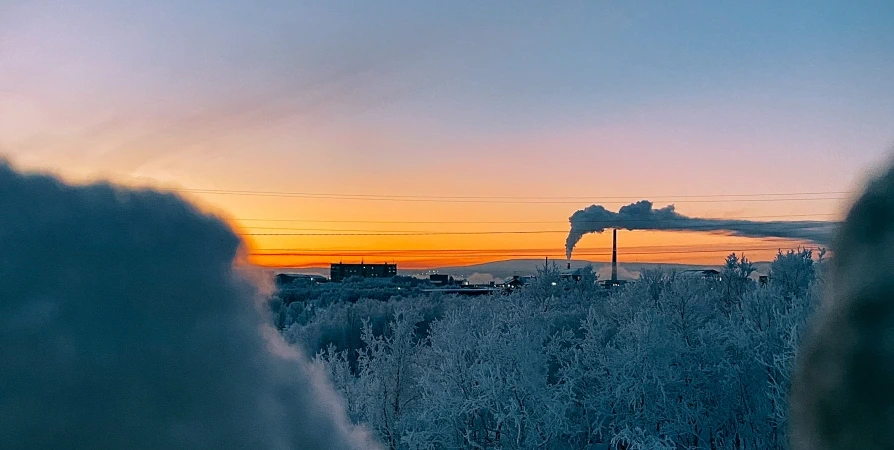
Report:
330,262,397,282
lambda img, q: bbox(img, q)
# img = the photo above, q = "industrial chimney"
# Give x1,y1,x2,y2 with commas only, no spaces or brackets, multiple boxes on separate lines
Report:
611,228,618,284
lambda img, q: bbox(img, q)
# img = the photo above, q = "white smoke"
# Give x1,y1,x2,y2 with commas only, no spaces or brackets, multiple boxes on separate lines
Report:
566,200,838,259
466,272,496,285
596,264,638,281
0,161,380,449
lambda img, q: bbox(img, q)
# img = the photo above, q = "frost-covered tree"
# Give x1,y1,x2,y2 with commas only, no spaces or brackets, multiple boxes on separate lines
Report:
721,252,756,312
315,344,364,423
284,252,823,449
407,298,569,449
357,309,424,450
770,248,815,300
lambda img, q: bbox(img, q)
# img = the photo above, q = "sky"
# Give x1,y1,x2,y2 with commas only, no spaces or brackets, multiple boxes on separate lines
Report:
2,0,893,268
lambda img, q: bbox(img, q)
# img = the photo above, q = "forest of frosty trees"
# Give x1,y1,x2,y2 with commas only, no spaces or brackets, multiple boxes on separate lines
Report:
270,249,822,450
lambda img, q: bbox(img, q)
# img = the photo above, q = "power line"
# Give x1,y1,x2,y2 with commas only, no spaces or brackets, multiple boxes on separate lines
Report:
234,213,840,224
182,188,852,200
225,195,847,205
240,224,837,237
245,230,567,236
240,230,821,237
179,188,852,204
265,250,811,266
249,245,819,258
237,215,840,233
248,242,818,255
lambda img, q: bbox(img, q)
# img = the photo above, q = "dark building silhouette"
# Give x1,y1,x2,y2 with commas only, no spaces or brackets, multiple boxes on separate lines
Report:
330,263,397,282
560,263,584,281
275,273,327,287
679,269,722,280
275,273,296,287
429,274,451,286
505,275,534,289
420,287,501,296
602,279,627,289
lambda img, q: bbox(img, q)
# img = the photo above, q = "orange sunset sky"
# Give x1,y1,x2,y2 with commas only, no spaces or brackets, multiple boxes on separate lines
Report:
2,1,892,269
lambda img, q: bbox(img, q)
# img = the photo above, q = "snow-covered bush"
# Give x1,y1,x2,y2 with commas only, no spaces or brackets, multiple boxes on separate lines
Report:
278,251,823,449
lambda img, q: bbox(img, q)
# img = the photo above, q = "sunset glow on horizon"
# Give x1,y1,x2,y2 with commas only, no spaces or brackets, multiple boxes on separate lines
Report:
206,188,843,269
2,1,891,270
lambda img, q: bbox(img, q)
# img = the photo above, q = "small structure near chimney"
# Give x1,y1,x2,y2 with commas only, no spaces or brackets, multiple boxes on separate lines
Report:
429,274,451,286
680,269,722,280
506,275,526,289
560,268,584,281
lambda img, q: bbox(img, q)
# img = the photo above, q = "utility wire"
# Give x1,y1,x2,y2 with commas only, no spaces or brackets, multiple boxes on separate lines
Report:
177,187,852,204
200,193,847,204
241,226,836,236
249,241,816,252
234,213,840,224
245,230,581,236
249,242,817,255
235,213,839,235
181,187,851,200
265,252,807,266
249,245,819,258
238,217,840,233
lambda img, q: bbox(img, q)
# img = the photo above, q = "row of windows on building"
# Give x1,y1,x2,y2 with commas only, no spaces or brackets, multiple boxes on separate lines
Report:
329,263,397,282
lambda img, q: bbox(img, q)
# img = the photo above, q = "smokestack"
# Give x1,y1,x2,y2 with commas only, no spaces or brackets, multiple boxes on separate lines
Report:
565,200,837,259
611,228,618,283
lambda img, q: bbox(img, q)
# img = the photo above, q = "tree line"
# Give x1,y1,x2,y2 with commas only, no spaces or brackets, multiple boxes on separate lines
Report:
270,249,821,449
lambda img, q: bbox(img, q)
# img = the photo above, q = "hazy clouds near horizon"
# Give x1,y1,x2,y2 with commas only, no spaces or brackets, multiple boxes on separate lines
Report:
0,162,379,449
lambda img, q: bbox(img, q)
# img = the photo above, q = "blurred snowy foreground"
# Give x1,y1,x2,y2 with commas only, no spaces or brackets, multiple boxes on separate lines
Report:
0,162,378,449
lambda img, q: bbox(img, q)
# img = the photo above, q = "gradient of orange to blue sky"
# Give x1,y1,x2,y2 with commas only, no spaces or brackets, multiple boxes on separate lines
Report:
2,1,893,268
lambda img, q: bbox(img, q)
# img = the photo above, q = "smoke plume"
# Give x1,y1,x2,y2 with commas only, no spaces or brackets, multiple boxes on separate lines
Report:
596,264,638,281
0,161,379,449
566,200,838,259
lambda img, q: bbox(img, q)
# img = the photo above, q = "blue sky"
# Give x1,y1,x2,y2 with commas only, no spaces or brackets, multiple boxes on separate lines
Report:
1,0,893,265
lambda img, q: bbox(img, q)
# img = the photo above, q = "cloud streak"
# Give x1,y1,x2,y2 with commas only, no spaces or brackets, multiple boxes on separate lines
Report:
566,200,838,258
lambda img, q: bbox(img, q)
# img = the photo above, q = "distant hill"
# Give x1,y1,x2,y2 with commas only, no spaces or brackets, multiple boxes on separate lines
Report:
272,259,772,282
264,268,328,278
